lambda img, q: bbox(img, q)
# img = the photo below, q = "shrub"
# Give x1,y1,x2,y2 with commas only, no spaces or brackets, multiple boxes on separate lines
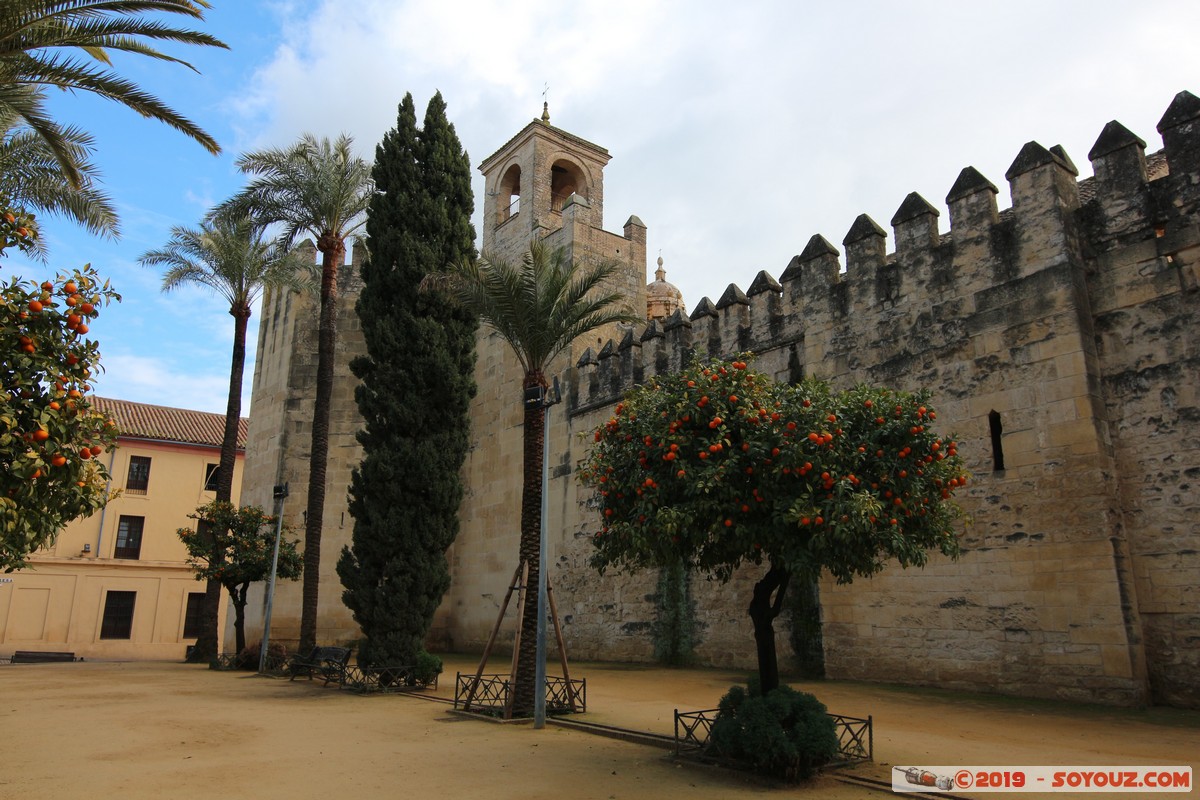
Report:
707,681,839,782
414,650,442,685
369,648,441,687
236,640,289,670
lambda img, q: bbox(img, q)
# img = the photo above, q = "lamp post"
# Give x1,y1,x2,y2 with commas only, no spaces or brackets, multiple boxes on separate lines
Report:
258,482,288,673
524,377,561,729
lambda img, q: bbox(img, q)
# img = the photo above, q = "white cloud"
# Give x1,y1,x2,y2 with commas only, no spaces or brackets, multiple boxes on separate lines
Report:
96,353,245,416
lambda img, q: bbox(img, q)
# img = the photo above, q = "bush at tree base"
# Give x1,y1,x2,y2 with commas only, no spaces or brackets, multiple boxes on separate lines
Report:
234,640,289,670
378,650,441,688
707,680,839,782
414,650,442,684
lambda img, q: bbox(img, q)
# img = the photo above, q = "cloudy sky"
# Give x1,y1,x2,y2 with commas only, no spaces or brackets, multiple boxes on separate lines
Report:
7,0,1200,415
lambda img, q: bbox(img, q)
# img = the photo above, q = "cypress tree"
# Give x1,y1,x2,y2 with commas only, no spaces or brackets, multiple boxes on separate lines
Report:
337,92,477,671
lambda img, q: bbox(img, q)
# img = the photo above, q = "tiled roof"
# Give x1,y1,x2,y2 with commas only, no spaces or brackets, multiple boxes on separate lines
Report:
479,118,609,170
91,397,248,450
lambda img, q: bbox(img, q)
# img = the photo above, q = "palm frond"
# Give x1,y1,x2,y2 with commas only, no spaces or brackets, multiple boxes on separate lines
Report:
0,0,227,183
11,53,219,153
218,133,372,252
0,117,118,237
424,239,639,377
139,214,306,312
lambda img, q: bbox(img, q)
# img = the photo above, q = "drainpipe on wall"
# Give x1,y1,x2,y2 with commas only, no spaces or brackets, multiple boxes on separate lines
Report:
92,447,118,557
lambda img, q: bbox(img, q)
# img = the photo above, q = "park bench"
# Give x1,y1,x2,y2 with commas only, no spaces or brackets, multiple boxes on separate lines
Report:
11,651,77,663
287,646,352,687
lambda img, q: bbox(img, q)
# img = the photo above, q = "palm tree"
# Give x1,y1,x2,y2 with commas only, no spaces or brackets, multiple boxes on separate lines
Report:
0,0,226,187
425,239,638,713
0,109,119,247
140,214,308,661
218,133,372,653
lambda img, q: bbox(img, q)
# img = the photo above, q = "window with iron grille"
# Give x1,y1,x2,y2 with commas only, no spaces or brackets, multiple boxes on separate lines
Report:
183,592,205,638
100,591,136,639
203,463,220,492
114,516,144,559
126,455,151,494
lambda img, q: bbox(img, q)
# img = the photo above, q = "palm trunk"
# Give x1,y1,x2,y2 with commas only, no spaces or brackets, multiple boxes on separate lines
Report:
748,563,790,694
513,371,546,715
188,306,250,663
299,239,343,653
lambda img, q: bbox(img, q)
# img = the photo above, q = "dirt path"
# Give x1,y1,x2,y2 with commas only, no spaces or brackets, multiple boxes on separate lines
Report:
2,656,1196,799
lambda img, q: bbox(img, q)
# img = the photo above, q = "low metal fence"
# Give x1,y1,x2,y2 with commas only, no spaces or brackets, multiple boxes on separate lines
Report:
673,707,872,764
829,713,873,763
454,672,586,715
342,664,438,694
211,652,290,673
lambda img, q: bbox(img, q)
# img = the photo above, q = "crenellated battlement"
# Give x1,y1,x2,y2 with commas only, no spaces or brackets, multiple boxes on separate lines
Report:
573,90,1200,413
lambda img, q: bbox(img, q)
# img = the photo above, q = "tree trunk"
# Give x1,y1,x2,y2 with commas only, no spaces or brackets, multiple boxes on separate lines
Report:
231,582,248,656
300,240,342,653
187,578,223,663
187,305,250,662
748,563,790,694
513,370,546,715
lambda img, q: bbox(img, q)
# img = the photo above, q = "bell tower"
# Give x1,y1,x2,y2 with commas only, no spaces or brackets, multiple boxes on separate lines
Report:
476,102,648,357
480,104,614,259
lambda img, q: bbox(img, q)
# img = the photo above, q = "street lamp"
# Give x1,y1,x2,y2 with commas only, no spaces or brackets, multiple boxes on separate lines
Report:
524,377,561,729
258,482,288,673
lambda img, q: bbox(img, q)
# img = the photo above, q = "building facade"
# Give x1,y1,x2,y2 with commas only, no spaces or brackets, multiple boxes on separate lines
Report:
0,398,245,661
239,92,1199,707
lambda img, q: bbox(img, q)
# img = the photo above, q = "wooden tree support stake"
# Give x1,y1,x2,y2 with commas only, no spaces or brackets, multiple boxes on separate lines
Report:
503,561,530,719
463,561,523,712
465,559,574,718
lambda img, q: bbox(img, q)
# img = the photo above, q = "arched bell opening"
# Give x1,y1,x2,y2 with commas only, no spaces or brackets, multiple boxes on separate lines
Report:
550,159,586,212
498,163,521,224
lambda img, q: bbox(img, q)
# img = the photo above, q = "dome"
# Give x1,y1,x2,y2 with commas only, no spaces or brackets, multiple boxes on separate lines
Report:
646,256,684,321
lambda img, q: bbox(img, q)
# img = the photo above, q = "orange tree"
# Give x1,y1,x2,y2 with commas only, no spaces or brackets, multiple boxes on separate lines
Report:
578,354,967,692
1,261,120,570
178,501,303,656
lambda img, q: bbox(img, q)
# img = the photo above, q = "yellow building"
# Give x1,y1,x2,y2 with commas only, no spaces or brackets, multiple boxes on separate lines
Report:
0,397,245,661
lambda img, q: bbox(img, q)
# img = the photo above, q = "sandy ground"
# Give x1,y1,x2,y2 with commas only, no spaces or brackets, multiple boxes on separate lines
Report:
2,654,1197,799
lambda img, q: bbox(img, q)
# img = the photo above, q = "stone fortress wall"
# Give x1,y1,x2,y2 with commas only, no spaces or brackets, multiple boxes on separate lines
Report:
553,90,1200,708
240,92,1199,708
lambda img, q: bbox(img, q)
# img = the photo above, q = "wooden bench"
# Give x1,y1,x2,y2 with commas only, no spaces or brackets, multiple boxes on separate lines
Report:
11,651,77,663
287,646,351,686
